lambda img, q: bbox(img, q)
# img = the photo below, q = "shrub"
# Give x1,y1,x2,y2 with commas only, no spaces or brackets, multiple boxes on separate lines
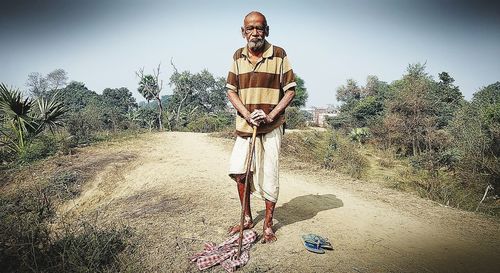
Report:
186,112,233,133
66,106,104,144
285,107,307,129
282,130,369,179
397,167,490,212
323,132,370,178
18,134,59,163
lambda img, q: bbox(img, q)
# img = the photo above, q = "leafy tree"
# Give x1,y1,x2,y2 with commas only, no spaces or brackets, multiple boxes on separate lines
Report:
101,87,137,131
191,70,227,113
136,107,158,131
428,72,464,128
167,67,228,129
352,96,383,127
54,82,121,139
336,78,361,103
102,87,137,114
383,63,437,156
471,82,500,157
54,81,99,112
361,75,379,97
472,82,500,135
291,74,308,107
331,76,387,130
449,103,491,180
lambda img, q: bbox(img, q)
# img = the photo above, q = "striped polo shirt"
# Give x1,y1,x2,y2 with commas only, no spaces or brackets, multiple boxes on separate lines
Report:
226,41,297,137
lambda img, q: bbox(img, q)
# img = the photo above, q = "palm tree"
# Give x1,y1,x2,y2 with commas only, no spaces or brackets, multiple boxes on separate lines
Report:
0,83,67,159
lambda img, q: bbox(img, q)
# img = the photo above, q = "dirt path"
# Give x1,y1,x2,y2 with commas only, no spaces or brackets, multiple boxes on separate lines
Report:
60,132,500,273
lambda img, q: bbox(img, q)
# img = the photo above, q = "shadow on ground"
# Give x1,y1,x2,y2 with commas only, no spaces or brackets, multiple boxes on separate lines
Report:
255,194,343,231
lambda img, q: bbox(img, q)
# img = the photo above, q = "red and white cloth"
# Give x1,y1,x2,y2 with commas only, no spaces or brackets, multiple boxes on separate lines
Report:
190,229,257,272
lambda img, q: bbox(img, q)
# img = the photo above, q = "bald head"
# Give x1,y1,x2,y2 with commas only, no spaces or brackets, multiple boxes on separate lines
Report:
241,11,269,52
244,11,267,27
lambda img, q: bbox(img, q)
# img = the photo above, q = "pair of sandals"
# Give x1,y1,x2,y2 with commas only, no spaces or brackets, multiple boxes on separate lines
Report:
301,234,333,254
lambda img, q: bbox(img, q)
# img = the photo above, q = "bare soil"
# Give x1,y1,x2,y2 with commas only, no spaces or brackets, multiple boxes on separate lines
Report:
55,132,499,273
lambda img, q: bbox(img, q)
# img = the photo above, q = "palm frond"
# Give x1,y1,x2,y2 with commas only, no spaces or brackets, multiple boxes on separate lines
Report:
0,83,34,118
35,91,68,134
0,83,38,150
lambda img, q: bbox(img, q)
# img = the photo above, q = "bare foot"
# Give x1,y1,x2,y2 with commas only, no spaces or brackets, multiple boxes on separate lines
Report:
228,218,254,235
260,226,277,244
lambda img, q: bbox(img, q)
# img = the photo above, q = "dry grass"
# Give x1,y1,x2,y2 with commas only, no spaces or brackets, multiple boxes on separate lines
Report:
282,130,369,179
0,137,143,272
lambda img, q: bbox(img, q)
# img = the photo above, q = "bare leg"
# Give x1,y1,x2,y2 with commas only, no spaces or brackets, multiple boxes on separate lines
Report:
228,174,254,235
261,199,277,243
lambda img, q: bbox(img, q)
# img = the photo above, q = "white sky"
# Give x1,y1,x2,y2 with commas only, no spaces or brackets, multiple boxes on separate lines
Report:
1,0,499,107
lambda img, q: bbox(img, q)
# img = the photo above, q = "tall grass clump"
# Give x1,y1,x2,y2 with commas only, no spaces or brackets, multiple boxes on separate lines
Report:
282,130,369,179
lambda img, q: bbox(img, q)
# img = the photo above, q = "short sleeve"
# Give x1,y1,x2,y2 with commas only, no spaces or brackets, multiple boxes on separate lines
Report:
226,59,238,92
281,55,297,92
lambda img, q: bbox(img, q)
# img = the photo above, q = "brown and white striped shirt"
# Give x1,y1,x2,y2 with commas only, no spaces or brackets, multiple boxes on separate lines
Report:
226,41,296,137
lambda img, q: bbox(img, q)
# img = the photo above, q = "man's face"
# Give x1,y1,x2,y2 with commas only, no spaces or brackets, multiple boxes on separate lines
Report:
241,14,268,52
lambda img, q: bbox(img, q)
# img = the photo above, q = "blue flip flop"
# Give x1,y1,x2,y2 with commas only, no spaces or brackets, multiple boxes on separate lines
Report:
302,234,333,250
302,239,325,254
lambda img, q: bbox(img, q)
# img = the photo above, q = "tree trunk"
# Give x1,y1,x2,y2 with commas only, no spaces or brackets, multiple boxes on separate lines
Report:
176,92,189,123
156,96,163,130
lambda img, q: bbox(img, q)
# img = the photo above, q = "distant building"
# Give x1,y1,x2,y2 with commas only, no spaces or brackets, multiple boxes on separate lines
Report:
308,105,339,127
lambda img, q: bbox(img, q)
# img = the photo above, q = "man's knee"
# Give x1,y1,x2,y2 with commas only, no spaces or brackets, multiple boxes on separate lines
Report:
230,173,252,183
238,173,253,183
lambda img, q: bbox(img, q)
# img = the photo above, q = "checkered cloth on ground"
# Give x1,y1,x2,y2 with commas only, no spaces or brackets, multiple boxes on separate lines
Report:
190,229,257,272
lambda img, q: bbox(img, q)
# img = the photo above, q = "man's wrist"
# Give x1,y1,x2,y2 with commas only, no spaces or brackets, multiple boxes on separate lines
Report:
243,111,251,121
265,113,275,123
268,112,276,121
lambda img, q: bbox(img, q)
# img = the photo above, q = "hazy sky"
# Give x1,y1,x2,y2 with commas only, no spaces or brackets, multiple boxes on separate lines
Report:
2,0,499,107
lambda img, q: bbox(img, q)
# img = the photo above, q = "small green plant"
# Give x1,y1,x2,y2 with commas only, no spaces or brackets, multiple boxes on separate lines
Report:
18,134,58,163
349,127,370,145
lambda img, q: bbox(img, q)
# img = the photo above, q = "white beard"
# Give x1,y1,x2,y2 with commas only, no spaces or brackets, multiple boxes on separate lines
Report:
248,39,265,51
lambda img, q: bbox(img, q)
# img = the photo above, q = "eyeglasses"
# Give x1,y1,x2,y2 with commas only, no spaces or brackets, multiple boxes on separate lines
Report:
243,25,266,34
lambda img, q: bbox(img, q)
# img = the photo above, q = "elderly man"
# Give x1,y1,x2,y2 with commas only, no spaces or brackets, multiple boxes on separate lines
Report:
226,11,296,243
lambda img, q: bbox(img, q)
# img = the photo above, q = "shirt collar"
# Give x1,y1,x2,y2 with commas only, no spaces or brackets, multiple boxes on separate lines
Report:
241,40,273,59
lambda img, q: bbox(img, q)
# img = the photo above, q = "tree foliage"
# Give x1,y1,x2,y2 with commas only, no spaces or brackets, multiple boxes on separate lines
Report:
291,74,308,107
167,67,228,130
330,76,387,130
330,62,499,201
383,63,436,156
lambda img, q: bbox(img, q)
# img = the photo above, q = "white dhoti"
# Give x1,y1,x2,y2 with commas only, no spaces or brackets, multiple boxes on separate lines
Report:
228,126,283,203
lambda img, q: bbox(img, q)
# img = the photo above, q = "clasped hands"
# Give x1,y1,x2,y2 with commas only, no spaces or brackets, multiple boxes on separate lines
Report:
245,109,273,127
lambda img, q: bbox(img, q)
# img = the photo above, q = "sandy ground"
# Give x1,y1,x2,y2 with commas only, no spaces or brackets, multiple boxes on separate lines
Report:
58,132,500,273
